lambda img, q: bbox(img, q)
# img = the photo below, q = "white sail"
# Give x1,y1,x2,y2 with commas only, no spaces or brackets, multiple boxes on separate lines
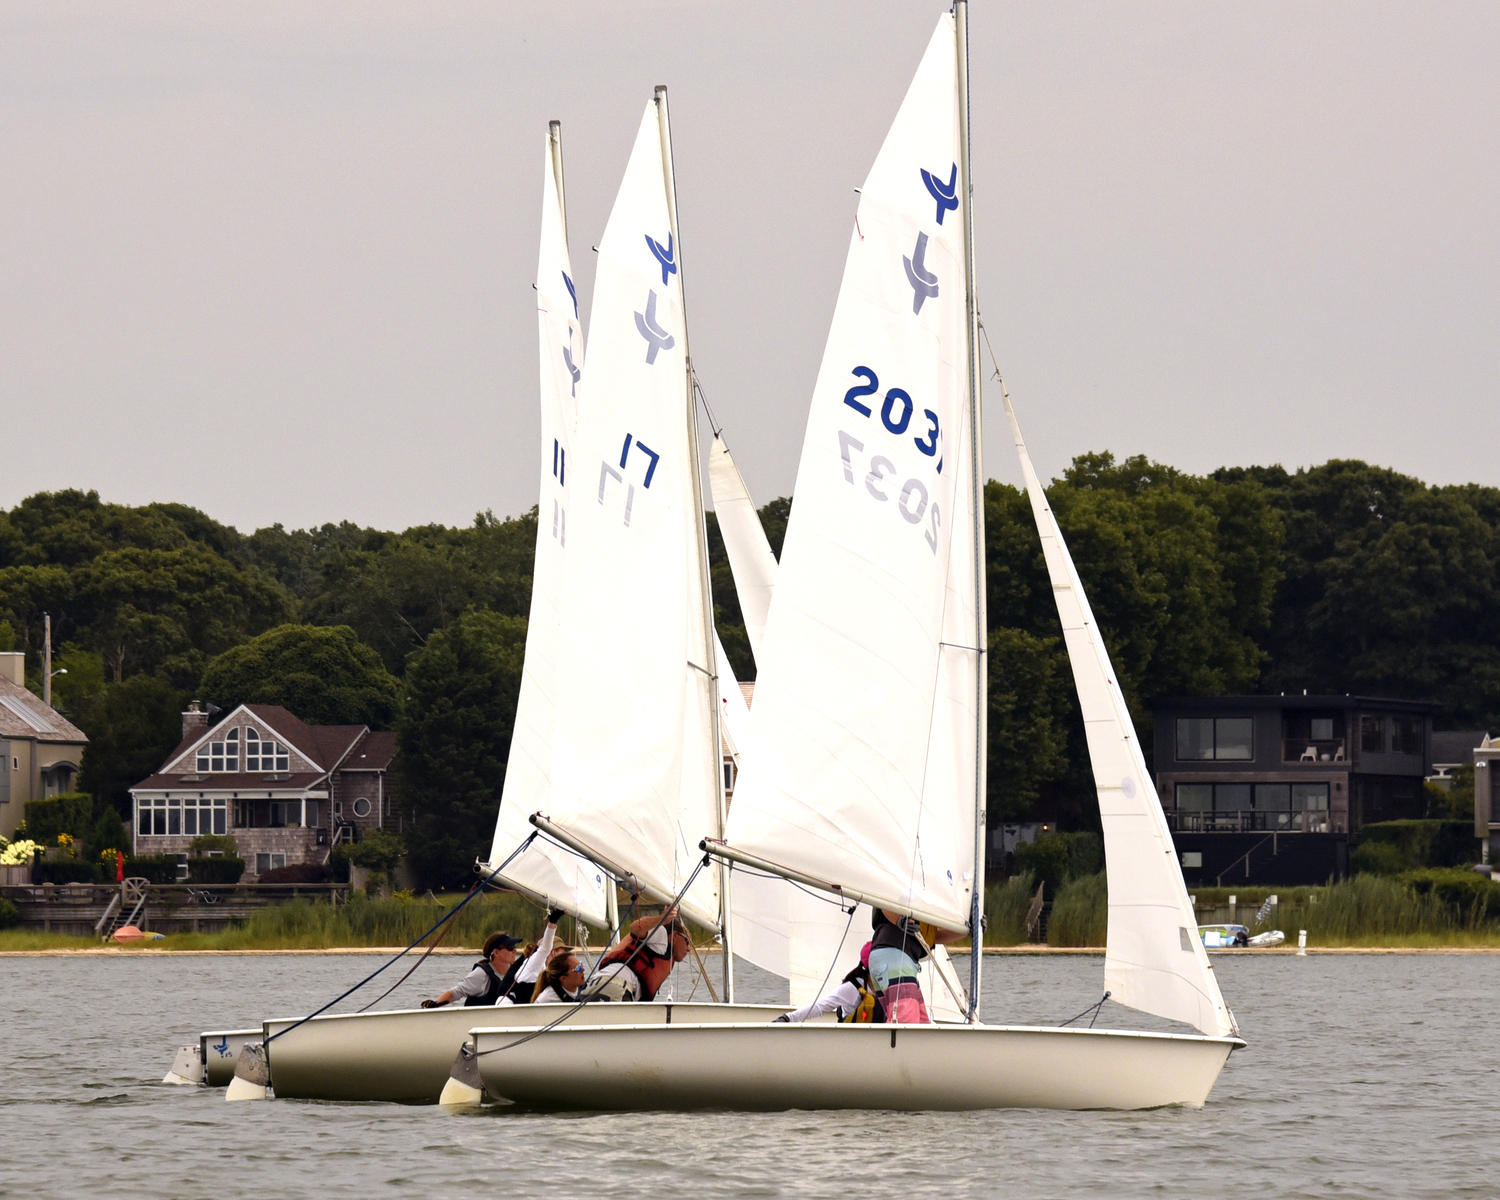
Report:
487,127,610,928
708,436,778,662
725,14,975,932
1002,393,1238,1039
545,100,720,931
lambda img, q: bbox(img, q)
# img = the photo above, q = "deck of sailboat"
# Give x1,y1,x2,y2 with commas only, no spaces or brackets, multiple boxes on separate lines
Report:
469,1019,1244,1112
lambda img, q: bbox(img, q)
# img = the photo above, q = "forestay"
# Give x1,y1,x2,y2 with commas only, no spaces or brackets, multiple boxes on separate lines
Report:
487,129,610,928
708,436,778,663
545,101,720,931
1002,392,1238,1039
725,15,976,932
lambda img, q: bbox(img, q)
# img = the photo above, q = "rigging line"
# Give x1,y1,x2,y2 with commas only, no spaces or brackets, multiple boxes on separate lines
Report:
476,856,710,1058
938,641,986,653
811,902,860,1005
690,370,722,439
728,862,854,908
266,832,539,1043
1057,990,1112,1029
356,894,468,1012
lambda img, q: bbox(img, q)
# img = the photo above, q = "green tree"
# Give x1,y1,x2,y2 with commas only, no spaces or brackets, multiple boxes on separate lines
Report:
199,624,401,729
73,673,188,819
986,628,1071,823
397,610,527,889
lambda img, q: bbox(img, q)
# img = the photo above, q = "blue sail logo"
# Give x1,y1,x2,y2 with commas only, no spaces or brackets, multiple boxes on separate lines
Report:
645,233,676,286
562,270,578,318
921,164,959,225
903,231,939,315
562,345,581,396
634,290,675,364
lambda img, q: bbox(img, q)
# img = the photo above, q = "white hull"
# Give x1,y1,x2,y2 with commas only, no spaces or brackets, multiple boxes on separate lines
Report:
471,1022,1243,1111
262,1003,790,1103
199,1029,259,1088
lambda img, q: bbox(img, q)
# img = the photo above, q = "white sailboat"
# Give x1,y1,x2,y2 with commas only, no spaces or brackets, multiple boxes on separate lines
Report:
471,4,1242,1110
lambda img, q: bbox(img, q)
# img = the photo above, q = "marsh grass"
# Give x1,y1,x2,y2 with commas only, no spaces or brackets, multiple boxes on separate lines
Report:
983,873,1035,945
1047,872,1107,947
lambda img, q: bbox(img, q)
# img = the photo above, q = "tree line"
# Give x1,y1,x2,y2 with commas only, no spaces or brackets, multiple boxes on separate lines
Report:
3,454,1496,886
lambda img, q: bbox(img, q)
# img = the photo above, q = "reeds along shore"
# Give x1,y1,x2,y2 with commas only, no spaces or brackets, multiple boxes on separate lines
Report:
3,872,1500,952
986,870,1500,949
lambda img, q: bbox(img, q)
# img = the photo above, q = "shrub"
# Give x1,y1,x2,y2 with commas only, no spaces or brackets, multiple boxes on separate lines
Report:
1062,831,1105,879
1013,835,1071,901
124,856,181,885
256,862,330,884
23,794,95,846
33,860,96,885
1283,873,1451,939
87,806,130,865
1401,868,1500,925
0,895,20,929
187,857,245,885
1357,821,1478,870
1048,871,1108,947
1350,841,1406,876
190,834,240,858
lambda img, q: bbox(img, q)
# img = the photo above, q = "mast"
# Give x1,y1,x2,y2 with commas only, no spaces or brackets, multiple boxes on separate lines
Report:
954,0,988,1021
654,85,734,1003
548,120,568,243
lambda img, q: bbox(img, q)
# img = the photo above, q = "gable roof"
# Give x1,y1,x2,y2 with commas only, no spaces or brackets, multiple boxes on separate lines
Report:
0,678,87,744
1432,730,1490,768
247,706,366,770
341,730,396,771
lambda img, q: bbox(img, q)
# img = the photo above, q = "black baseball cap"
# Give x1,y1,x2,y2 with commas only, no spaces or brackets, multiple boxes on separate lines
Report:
483,932,523,955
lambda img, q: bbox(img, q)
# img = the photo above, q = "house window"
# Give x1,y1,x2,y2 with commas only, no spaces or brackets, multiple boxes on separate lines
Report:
255,853,287,875
233,799,253,828
1176,717,1253,761
723,762,736,792
269,800,306,828
1360,715,1386,754
1175,784,1212,812
304,801,319,827
197,728,240,772
137,797,225,836
1292,783,1329,811
1392,717,1422,756
244,729,290,772
352,797,372,818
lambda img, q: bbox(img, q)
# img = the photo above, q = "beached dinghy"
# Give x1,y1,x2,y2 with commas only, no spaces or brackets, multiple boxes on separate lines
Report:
475,4,1243,1112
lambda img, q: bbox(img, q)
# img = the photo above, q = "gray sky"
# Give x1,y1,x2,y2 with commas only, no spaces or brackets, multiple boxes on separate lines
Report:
3,1,1496,532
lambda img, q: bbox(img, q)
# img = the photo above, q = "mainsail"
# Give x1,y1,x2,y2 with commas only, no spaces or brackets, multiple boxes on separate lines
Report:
486,125,610,928
1002,392,1239,1039
723,14,978,933
708,436,778,662
544,97,721,932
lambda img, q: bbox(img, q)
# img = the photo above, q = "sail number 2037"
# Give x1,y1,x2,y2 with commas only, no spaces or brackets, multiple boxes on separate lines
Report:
838,366,942,554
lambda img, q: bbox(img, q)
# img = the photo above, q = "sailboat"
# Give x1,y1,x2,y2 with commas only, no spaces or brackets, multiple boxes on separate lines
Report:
223,117,783,1104
470,3,1243,1111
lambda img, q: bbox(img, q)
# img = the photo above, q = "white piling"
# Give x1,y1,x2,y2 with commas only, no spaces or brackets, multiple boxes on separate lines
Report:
1296,929,1307,956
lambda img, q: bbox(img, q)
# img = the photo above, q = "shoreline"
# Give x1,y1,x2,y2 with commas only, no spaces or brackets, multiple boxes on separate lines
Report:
4,944,1500,958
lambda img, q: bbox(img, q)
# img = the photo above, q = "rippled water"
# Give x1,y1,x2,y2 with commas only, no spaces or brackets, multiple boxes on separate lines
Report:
1,951,1492,1199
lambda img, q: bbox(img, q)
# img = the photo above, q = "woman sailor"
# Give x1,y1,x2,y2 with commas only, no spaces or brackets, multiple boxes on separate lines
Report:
423,909,565,1008
530,945,588,1003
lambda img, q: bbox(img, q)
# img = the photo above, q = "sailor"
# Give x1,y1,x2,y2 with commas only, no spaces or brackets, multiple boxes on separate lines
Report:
772,942,877,1024
421,909,565,1008
422,931,525,1008
530,945,587,1003
866,907,960,1024
579,906,691,1002
497,908,566,1005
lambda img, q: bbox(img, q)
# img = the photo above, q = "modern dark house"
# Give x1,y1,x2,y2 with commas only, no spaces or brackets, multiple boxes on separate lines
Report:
1150,695,1436,886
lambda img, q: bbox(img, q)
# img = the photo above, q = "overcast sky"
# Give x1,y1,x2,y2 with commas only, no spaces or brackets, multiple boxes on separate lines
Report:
3,1,1496,533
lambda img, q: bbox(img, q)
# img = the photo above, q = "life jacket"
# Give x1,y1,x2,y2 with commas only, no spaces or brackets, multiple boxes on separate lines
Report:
837,966,878,1024
597,928,684,1001
870,914,930,963
463,957,526,1006
463,960,504,1007
536,978,579,1003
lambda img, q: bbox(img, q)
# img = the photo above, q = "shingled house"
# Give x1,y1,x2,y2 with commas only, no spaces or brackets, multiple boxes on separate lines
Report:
0,651,90,842
129,702,396,879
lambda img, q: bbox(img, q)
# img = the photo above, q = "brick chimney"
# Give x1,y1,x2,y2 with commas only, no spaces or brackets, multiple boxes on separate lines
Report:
0,651,24,688
182,700,209,742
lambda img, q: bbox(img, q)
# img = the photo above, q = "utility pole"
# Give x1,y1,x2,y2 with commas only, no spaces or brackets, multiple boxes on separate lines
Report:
43,613,52,706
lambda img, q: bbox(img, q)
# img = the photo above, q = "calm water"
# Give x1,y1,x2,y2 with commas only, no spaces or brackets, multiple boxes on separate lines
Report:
1,951,1492,1199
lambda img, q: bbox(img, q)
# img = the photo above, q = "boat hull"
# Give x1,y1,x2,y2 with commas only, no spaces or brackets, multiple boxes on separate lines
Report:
470,1022,1243,1112
199,1029,259,1088
262,1003,791,1103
